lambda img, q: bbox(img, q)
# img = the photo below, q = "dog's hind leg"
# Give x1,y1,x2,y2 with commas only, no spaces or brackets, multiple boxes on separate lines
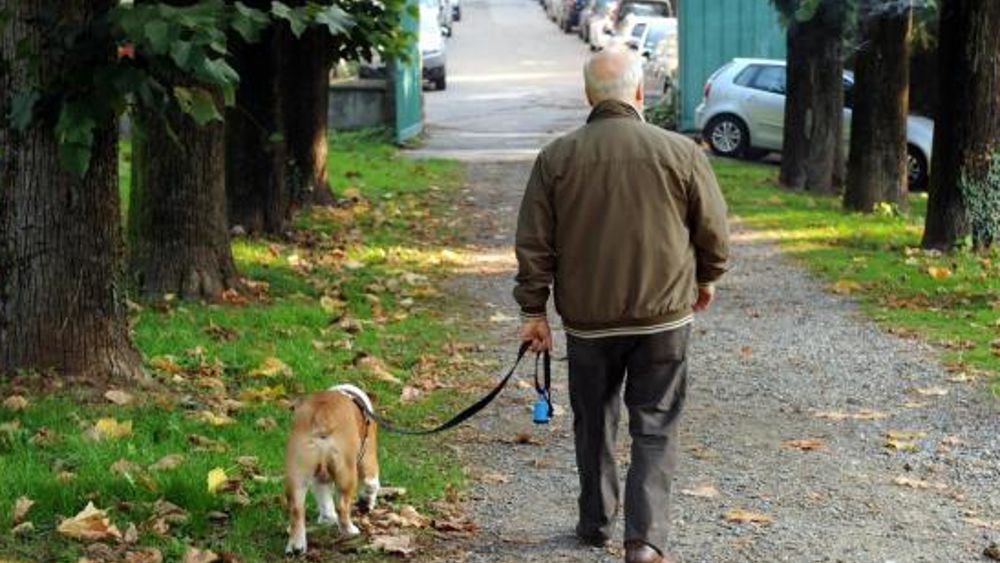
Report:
285,478,309,555
313,482,338,525
358,424,380,511
334,459,360,537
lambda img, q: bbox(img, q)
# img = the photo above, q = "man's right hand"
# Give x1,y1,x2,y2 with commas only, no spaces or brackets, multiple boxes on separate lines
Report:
693,284,715,312
520,317,553,353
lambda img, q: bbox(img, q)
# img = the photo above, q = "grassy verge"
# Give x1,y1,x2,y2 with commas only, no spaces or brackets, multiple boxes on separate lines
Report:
712,158,1000,397
1,130,477,561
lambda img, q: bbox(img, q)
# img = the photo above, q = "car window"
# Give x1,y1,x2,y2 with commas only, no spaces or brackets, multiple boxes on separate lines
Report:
631,22,647,38
733,65,758,87
748,65,786,95
644,25,667,49
620,2,670,19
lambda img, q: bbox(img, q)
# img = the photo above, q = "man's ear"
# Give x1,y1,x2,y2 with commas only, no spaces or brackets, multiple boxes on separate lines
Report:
635,83,644,105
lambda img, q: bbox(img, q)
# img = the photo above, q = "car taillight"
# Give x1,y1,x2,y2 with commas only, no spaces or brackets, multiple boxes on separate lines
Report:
703,80,712,100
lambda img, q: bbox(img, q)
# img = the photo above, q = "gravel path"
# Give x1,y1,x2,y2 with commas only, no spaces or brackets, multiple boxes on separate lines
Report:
435,159,1000,563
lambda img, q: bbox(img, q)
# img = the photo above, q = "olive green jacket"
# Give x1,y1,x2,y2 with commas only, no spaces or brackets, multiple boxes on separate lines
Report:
513,99,730,333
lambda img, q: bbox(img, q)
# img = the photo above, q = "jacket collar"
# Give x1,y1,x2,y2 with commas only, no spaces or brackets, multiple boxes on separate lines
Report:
587,99,643,123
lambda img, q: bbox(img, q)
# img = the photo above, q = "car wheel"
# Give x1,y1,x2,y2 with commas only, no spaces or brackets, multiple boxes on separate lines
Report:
907,145,928,192
704,115,749,158
435,75,447,91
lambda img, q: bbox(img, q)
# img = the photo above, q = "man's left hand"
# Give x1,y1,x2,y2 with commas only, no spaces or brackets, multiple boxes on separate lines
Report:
694,284,715,312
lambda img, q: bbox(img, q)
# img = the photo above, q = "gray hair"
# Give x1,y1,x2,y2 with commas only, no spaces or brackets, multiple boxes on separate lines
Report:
583,49,644,103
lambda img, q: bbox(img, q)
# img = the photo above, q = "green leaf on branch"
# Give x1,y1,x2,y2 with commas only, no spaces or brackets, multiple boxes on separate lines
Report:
271,2,309,38
173,86,222,126
55,102,97,177
143,19,171,55
232,2,271,42
313,5,352,35
10,91,40,131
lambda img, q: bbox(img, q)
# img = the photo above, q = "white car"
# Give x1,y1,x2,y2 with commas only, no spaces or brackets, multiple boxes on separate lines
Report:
694,58,934,190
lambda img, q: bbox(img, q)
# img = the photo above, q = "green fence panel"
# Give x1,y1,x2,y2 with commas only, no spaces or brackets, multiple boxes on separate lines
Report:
678,0,785,131
393,0,423,144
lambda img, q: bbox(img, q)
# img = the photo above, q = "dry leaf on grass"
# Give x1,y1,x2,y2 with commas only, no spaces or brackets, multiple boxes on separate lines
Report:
248,357,292,378
87,418,133,441
124,548,163,563
913,386,948,397
885,430,926,452
512,432,541,445
149,356,184,374
723,509,773,525
477,471,509,484
11,521,34,536
927,266,953,280
893,476,947,491
149,454,185,472
680,484,719,499
255,417,278,431
182,547,220,563
397,506,431,528
399,386,422,403
111,459,143,475
104,390,134,405
57,502,122,541
207,468,228,494
370,534,416,557
3,395,29,411
831,279,863,294
432,517,480,533
357,355,401,384
194,411,235,427
13,496,34,524
782,438,827,451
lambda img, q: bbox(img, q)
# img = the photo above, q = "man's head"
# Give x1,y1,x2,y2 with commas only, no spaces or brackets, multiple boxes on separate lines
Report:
583,49,644,110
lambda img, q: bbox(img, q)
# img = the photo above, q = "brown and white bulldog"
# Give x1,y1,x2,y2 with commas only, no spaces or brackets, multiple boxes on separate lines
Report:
285,384,380,555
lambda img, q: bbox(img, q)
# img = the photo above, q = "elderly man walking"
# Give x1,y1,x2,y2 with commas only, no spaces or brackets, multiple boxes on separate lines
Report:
513,49,729,563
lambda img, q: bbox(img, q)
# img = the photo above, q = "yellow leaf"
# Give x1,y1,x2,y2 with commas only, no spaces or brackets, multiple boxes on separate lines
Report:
3,395,29,411
207,468,227,494
238,385,286,402
831,279,863,294
927,266,952,279
194,411,234,427
13,496,34,525
56,502,122,541
723,508,773,524
319,296,345,315
89,418,133,441
248,357,292,378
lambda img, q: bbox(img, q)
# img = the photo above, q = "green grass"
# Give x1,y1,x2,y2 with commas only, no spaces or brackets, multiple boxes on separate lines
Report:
713,158,1000,397
1,131,472,561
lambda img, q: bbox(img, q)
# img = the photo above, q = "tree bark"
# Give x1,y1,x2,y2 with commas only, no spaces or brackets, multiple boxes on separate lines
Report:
922,0,1000,250
779,0,846,193
0,0,144,381
226,23,290,235
128,99,240,301
284,28,336,207
844,0,912,213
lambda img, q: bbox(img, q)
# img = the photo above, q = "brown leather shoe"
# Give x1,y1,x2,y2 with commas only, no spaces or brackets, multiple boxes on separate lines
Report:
624,541,678,563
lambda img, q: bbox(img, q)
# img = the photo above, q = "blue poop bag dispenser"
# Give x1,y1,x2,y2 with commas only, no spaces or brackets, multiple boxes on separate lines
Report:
533,391,551,424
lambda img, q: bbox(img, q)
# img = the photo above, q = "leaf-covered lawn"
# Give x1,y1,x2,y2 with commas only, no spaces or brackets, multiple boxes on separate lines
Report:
713,158,1000,398
1,131,483,562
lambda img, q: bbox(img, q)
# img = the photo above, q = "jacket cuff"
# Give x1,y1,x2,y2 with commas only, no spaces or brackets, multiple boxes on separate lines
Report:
520,307,547,320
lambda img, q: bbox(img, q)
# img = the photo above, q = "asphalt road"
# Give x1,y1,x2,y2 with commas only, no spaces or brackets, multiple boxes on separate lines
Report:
410,0,592,160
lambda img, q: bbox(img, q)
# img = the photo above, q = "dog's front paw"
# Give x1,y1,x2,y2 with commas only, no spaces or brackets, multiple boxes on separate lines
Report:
317,512,339,526
285,538,307,556
341,522,361,537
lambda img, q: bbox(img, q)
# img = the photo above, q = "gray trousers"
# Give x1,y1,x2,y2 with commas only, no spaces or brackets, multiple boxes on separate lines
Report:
567,325,689,553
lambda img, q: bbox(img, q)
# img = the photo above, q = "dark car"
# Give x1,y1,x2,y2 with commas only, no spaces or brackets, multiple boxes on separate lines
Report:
611,0,672,34
558,0,587,32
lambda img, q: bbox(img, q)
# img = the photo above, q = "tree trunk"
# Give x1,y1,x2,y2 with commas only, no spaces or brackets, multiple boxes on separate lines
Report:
844,0,912,213
922,0,1000,250
0,0,144,381
226,24,290,235
128,100,240,301
779,0,846,193
284,28,336,207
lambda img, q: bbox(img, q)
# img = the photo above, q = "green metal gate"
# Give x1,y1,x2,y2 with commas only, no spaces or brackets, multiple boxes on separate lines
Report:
393,0,423,144
678,0,786,131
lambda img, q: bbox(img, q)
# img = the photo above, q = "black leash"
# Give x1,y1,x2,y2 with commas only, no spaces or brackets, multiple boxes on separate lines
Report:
350,341,552,435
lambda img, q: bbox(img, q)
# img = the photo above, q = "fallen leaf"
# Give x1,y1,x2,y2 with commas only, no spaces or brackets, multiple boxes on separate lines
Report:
680,484,719,498
189,434,228,452
124,548,163,563
29,426,57,447
123,522,139,544
13,496,34,524
56,471,77,482
397,505,431,528
370,534,416,557
887,430,927,440
814,409,888,421
110,459,143,475
357,355,400,384
149,356,184,374
56,502,122,541
893,476,947,490
723,509,773,524
248,357,292,378
3,395,29,411
11,521,34,536
182,547,220,563
255,417,277,431
831,279,863,294
782,438,827,451
149,454,185,472
885,430,924,452
488,311,517,323
512,432,541,445
927,266,953,280
320,296,345,315
238,385,286,402
104,390,134,405
913,386,948,397
207,468,227,494
399,386,422,403
194,411,235,427
379,486,407,500
477,471,509,484
88,418,133,441
432,517,480,533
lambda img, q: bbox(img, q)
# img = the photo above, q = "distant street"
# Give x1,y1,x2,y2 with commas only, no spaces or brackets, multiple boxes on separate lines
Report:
412,0,591,159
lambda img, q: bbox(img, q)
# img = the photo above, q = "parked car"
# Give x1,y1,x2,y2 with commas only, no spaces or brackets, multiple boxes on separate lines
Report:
583,0,617,50
610,0,672,35
419,4,447,90
625,16,675,58
557,0,586,32
423,0,453,37
452,0,461,21
694,58,933,190
640,23,678,106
